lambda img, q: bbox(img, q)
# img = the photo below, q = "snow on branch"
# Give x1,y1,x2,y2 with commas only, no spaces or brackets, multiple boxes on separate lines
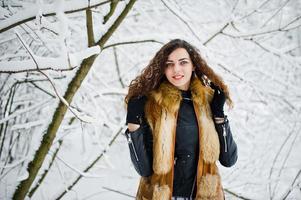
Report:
0,33,101,73
0,99,52,125
11,30,100,123
0,0,110,33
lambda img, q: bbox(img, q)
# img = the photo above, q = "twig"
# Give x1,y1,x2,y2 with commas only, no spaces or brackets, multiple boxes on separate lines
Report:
282,170,301,199
204,23,229,45
0,66,77,74
102,39,163,50
260,0,291,28
86,6,95,47
22,23,56,53
103,0,120,24
224,188,254,200
96,0,137,48
113,47,125,88
29,82,56,98
0,74,10,93
282,15,301,30
237,0,272,21
15,31,39,69
40,69,92,123
0,83,16,160
0,83,18,174
0,98,52,125
222,15,301,39
161,0,201,42
54,127,123,200
271,125,301,198
51,151,105,178
161,0,230,46
0,156,28,180
268,123,297,198
102,186,135,198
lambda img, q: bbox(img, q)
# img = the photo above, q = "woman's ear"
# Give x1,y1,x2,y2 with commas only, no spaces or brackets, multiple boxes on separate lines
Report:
192,70,197,78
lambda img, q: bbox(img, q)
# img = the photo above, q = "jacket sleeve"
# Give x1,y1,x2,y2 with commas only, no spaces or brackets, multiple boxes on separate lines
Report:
124,123,153,177
214,116,238,167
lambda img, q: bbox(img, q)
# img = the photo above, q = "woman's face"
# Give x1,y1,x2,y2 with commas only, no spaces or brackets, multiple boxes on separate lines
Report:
164,48,194,91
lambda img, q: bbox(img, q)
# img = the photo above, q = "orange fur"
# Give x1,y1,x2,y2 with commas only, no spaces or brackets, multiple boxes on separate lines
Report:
137,77,223,200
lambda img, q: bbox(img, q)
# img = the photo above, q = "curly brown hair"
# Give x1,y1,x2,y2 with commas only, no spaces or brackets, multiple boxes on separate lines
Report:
125,39,233,108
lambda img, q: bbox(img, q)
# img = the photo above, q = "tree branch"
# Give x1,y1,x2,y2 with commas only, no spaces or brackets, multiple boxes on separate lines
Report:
113,47,125,88
282,170,301,199
203,23,229,46
102,186,135,198
102,39,163,50
96,0,137,48
86,7,95,47
103,0,120,24
0,0,111,34
0,66,77,74
224,188,254,200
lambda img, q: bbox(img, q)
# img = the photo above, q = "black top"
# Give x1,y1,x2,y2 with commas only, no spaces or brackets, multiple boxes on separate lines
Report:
126,91,199,197
173,90,198,197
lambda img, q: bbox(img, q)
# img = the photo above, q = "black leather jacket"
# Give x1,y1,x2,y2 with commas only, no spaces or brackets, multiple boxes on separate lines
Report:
125,92,238,197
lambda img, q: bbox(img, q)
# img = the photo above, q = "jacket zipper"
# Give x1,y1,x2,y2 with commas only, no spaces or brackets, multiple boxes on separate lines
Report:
127,133,139,161
190,174,196,198
170,111,179,200
192,102,202,199
222,124,227,153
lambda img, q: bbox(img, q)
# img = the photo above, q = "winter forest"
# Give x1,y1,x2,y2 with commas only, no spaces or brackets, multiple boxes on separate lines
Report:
0,0,300,199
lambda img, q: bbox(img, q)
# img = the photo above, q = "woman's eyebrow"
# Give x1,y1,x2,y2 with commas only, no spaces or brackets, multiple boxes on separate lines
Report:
166,58,189,63
178,58,189,61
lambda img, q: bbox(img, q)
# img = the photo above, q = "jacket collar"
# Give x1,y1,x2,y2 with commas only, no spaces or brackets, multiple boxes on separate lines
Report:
150,76,214,112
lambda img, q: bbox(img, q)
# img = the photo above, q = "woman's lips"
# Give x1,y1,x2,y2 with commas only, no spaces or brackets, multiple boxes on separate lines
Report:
172,75,184,80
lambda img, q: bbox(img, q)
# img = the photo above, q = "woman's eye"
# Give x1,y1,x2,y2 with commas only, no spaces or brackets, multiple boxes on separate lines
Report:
180,61,188,65
166,63,173,68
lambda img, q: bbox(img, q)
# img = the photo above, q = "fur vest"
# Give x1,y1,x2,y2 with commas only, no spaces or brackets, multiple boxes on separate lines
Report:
136,77,224,200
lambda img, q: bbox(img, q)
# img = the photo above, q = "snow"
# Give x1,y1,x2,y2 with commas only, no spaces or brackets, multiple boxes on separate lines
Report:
0,0,301,199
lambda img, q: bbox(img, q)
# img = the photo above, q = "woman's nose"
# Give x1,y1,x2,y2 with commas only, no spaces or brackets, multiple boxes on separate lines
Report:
174,63,181,72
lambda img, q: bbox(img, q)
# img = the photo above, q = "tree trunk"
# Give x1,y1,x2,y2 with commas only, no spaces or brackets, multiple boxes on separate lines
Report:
12,0,136,199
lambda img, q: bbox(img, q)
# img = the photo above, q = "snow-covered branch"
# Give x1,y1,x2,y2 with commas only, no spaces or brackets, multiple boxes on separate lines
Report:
0,0,110,33
0,45,101,73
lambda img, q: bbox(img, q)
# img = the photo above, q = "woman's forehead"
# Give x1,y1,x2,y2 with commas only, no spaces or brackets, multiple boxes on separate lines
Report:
167,48,190,61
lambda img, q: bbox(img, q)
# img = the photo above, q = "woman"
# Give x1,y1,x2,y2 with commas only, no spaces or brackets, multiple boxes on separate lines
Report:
125,39,238,200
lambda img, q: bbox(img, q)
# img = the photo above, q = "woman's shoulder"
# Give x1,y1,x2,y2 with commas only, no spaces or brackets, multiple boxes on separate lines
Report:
128,95,148,106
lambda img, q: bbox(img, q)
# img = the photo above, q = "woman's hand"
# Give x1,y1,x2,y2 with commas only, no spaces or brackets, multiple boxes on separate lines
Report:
126,96,147,132
210,82,226,118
